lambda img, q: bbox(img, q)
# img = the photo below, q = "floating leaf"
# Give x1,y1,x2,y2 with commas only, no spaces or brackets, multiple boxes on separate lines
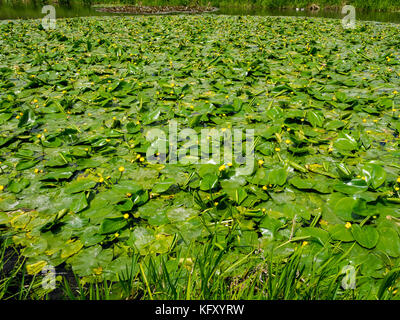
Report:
152,178,175,193
99,217,128,235
351,224,379,249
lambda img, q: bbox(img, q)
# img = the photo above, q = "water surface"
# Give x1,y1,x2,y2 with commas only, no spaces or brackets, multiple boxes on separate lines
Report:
1,2,400,23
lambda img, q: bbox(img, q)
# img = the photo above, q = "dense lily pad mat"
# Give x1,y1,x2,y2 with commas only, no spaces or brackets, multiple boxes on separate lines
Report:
1,15,400,299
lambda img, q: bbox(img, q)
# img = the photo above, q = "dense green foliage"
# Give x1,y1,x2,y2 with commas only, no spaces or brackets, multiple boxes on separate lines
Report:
2,0,400,11
91,0,400,11
1,14,400,299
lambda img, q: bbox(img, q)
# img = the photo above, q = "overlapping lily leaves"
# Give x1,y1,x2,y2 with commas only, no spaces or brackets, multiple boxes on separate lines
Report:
0,15,400,296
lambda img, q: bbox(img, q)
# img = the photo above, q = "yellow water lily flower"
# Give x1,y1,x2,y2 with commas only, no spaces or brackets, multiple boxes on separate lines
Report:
319,219,328,226
93,266,103,275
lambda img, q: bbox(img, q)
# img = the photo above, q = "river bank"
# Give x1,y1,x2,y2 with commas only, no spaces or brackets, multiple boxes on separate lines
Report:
92,1,400,12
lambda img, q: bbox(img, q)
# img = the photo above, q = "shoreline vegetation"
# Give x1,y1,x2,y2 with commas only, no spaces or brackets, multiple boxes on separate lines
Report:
2,0,400,12
88,0,400,12
94,4,219,14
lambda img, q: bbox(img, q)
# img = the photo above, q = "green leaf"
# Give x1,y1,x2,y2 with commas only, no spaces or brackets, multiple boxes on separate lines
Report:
361,164,386,189
166,207,198,222
116,199,133,212
333,133,358,152
268,168,287,186
99,217,128,234
7,178,30,193
289,177,314,189
21,238,47,257
61,239,83,259
16,160,38,171
329,224,354,242
259,216,283,239
104,255,139,281
376,227,400,257
297,227,330,245
307,110,324,127
200,173,218,191
351,224,379,249
334,197,357,221
70,192,88,213
40,170,74,181
65,179,96,194
234,188,248,205
68,245,113,276
333,179,368,194
152,178,175,193
113,180,144,194
18,109,35,127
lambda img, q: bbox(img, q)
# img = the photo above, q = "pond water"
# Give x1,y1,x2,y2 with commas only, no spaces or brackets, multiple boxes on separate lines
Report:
1,2,400,24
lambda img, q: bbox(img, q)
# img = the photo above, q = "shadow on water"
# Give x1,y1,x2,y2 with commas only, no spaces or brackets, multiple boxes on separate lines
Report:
1,1,400,23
